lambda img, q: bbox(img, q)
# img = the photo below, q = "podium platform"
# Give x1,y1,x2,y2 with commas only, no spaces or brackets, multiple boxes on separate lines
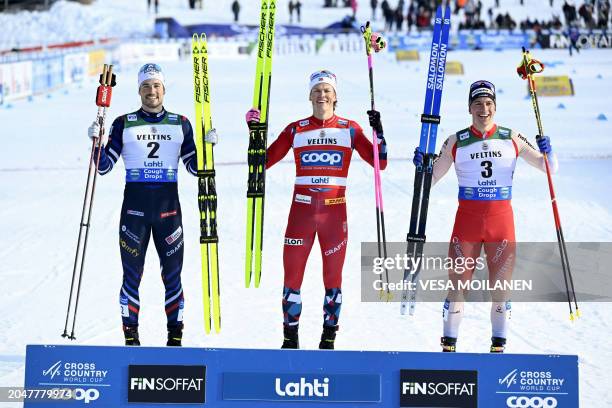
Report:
24,345,578,407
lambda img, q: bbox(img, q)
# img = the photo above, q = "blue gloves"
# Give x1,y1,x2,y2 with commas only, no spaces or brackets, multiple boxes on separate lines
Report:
413,147,424,167
537,135,552,154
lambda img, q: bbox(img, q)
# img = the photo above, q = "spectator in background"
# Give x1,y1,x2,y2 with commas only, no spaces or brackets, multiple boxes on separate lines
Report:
563,1,578,26
476,0,482,20
407,2,415,32
381,0,393,30
567,24,580,56
395,0,405,31
231,0,240,22
350,0,358,18
295,0,302,23
371,0,378,20
487,7,494,26
148,0,159,14
416,5,432,30
495,0,499,7
597,0,610,28
289,0,295,24
579,2,595,28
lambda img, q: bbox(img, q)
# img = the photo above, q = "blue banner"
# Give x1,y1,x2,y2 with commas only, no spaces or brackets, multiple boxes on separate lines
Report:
24,345,579,407
223,372,381,402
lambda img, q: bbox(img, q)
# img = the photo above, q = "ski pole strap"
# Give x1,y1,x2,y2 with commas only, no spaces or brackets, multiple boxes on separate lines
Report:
421,113,441,124
197,169,216,177
407,232,426,243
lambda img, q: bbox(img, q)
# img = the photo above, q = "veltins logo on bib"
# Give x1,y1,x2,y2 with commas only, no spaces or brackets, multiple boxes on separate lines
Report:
223,372,381,402
400,369,477,408
128,365,206,404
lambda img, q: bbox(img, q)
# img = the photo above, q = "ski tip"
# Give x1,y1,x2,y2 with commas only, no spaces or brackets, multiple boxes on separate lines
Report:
201,33,207,41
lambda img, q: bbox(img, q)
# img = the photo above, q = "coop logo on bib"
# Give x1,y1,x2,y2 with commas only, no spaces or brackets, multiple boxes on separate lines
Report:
300,150,343,167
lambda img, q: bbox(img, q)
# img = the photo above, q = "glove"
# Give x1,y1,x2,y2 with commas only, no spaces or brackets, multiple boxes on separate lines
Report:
413,147,424,167
367,109,383,134
370,32,387,53
88,121,101,141
245,108,261,127
204,128,218,145
536,135,552,154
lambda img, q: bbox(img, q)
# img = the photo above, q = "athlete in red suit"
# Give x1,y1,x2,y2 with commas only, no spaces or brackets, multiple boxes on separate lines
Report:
246,70,387,349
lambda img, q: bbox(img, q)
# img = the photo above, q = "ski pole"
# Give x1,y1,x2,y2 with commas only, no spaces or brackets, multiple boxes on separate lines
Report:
62,64,116,339
361,22,391,301
517,47,579,320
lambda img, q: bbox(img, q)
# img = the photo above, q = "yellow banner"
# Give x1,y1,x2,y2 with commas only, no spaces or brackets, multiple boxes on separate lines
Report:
532,76,574,96
395,50,419,61
88,50,107,77
445,61,464,75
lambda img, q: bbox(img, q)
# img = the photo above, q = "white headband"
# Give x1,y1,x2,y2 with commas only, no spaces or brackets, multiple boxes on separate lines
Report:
309,70,337,93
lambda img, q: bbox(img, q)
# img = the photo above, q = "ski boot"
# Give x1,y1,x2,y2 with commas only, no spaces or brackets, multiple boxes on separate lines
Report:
167,325,183,347
319,325,338,350
281,325,299,349
490,337,506,353
440,336,457,352
123,326,140,346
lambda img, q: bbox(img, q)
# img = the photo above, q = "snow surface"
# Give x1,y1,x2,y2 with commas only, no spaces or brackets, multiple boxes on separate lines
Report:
1,1,612,407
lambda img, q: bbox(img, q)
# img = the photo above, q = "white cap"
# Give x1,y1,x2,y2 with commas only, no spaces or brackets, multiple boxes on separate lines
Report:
309,70,337,93
138,63,165,88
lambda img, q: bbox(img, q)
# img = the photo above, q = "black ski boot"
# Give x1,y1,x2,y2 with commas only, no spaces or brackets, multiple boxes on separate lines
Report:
123,326,140,346
167,325,183,347
319,325,338,350
281,325,299,349
440,336,457,352
490,337,506,353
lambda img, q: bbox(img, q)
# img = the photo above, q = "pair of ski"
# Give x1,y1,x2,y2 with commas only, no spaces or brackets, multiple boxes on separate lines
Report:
400,4,451,315
245,0,276,288
192,33,221,334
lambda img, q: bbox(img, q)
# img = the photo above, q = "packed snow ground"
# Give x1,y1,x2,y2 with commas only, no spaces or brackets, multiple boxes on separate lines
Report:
1,44,612,408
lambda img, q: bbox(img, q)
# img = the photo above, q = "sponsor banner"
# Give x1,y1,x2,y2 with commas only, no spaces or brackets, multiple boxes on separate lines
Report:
0,61,33,101
114,42,182,66
63,52,88,84
400,369,477,408
545,31,612,49
128,365,205,404
32,56,64,94
222,372,381,402
87,50,106,77
445,61,464,75
531,76,574,97
24,345,578,407
395,50,420,61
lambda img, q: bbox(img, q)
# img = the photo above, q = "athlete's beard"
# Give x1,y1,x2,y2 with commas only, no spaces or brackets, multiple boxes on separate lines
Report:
141,95,163,112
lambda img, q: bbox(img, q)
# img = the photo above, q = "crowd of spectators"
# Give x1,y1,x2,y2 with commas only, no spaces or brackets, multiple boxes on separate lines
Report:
324,0,612,31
